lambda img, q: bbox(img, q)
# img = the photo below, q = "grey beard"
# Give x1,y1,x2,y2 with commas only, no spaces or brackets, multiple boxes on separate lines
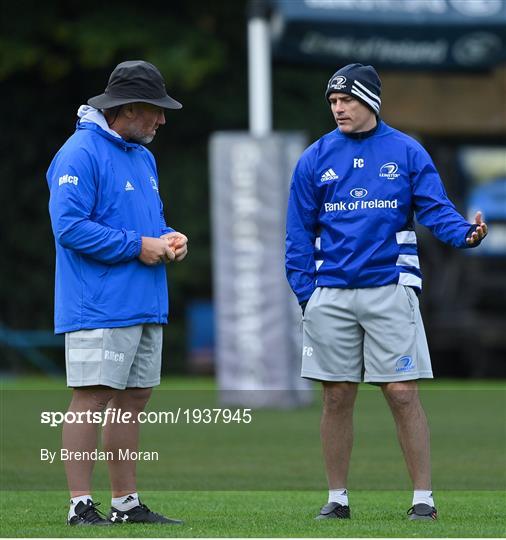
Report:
130,133,154,145
128,127,155,145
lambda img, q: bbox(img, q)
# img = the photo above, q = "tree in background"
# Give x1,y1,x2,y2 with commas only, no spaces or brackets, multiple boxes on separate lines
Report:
0,0,251,371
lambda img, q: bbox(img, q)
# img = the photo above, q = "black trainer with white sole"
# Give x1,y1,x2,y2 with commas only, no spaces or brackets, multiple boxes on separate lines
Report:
315,502,351,520
407,503,438,520
68,500,112,526
108,501,183,524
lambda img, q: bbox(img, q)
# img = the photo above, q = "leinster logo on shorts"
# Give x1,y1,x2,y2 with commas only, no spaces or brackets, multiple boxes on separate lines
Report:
379,162,400,180
396,356,414,372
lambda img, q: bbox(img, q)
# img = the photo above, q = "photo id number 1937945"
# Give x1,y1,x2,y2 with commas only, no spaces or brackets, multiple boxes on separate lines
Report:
182,408,252,424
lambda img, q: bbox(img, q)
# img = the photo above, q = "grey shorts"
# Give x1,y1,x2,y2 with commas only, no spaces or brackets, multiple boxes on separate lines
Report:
65,324,163,389
301,285,433,383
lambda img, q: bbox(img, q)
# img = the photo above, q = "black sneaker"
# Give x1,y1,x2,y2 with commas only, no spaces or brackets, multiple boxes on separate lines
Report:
108,501,183,524
68,500,112,526
407,503,438,520
315,501,351,520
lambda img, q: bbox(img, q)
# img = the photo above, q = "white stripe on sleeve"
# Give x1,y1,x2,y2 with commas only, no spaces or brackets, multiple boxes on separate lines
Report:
398,272,422,289
396,254,420,268
396,231,417,244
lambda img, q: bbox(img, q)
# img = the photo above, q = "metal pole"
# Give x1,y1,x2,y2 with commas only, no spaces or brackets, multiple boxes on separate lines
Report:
248,1,272,136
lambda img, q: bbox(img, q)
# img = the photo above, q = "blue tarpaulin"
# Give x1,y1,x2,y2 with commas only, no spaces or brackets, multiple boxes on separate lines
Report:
267,0,506,70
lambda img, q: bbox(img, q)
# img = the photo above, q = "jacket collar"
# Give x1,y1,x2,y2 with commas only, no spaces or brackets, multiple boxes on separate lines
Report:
335,119,384,140
76,105,140,150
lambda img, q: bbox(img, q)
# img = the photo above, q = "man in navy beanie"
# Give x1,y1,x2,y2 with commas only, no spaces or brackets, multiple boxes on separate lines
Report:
286,63,487,521
326,63,382,116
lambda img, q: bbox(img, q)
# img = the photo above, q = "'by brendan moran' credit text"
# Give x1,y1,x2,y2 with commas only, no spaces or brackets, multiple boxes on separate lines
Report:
41,448,158,463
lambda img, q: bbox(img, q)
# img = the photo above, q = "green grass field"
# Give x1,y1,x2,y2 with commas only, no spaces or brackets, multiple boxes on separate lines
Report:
1,490,505,537
1,377,505,537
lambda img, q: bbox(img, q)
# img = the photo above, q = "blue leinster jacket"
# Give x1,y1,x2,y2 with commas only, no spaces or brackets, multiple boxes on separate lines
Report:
47,114,173,333
286,121,476,304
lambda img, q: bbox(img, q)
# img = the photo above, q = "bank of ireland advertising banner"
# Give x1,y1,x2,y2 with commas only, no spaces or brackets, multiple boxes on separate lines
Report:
268,0,506,70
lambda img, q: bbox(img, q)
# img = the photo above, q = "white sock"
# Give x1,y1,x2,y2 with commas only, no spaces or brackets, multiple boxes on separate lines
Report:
328,488,349,506
413,490,434,507
111,492,139,511
68,495,92,519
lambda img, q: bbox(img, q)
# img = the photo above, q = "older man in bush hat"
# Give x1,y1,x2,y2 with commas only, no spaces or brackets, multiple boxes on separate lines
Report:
47,60,187,526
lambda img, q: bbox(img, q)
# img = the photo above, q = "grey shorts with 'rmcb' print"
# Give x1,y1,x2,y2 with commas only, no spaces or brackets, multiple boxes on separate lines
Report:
65,324,163,389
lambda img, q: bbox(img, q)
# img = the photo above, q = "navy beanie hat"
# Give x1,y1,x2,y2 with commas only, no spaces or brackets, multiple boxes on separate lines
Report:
325,63,381,115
